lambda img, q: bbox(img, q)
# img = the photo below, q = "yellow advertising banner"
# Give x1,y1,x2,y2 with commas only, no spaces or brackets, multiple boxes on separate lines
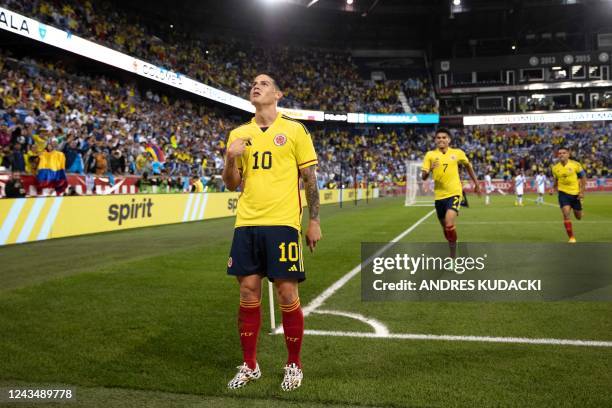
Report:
0,188,378,246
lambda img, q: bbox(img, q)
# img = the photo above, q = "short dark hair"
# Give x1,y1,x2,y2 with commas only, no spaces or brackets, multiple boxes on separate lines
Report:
256,73,281,91
557,146,570,152
435,127,452,138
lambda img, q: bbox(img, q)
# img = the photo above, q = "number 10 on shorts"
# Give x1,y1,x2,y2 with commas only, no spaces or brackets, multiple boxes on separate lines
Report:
279,241,304,272
279,242,299,262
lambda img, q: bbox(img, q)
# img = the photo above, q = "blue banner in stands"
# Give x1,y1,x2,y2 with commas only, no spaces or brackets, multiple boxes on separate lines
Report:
362,113,440,124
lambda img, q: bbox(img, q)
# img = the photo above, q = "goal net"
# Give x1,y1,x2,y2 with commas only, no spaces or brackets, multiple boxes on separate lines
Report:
405,160,434,206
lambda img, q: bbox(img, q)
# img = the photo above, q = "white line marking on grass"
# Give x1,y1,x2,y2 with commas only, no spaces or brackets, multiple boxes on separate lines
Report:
303,209,435,317
273,209,435,334
303,330,612,348
312,309,389,335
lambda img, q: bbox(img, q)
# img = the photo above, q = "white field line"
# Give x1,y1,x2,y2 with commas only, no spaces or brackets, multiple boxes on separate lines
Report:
273,209,435,334
312,309,389,335
303,330,612,348
275,205,612,348
302,209,435,317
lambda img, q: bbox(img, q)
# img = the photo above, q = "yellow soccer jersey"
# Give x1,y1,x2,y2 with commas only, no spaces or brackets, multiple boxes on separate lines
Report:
552,160,585,195
227,113,318,230
422,148,470,200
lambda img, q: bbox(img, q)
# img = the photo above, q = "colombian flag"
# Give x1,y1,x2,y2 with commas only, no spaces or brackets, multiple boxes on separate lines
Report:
146,144,166,163
37,150,68,194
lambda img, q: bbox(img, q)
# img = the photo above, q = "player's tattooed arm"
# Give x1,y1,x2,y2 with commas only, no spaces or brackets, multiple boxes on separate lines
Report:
300,165,322,252
222,155,242,191
301,165,320,221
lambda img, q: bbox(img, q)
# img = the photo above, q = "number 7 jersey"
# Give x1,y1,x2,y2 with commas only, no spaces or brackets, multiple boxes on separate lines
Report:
226,113,318,230
421,147,470,200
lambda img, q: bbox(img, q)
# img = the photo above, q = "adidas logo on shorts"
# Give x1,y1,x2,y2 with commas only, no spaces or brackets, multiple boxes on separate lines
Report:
288,265,298,272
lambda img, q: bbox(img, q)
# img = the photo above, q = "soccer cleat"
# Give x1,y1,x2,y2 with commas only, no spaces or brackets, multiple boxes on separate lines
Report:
227,362,261,389
568,237,577,244
281,363,303,391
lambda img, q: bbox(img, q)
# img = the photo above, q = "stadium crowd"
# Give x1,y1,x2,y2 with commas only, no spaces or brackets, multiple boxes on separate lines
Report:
0,54,233,194
402,78,438,113
0,53,609,198
313,124,609,189
0,0,437,114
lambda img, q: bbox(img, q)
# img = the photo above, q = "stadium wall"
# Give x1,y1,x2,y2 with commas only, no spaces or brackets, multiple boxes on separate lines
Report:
0,188,379,246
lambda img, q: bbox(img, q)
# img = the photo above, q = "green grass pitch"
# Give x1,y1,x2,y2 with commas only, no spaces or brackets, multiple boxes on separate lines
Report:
1,193,611,407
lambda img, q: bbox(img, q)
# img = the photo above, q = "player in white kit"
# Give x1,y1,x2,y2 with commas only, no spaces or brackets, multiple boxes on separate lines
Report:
484,173,493,205
534,172,547,205
514,170,526,206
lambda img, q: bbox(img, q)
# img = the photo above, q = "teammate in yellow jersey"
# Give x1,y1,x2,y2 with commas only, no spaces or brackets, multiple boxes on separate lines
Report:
421,128,481,257
223,74,321,392
550,146,586,243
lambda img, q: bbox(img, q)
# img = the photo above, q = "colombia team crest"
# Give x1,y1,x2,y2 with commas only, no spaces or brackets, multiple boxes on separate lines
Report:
274,133,287,146
450,154,457,160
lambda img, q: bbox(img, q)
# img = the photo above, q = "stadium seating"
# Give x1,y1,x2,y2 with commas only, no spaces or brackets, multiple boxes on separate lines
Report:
0,52,608,197
314,124,609,188
0,0,436,114
0,54,233,185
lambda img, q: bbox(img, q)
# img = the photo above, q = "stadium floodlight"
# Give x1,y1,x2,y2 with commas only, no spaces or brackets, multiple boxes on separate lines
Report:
347,0,354,4
453,0,461,5
307,0,320,7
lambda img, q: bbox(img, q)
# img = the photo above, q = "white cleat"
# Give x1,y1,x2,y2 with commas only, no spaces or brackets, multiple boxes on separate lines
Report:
281,363,303,391
227,362,261,389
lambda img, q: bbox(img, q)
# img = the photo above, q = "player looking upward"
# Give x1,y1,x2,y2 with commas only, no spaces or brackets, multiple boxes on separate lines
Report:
223,74,322,391
484,172,493,205
535,171,547,205
514,169,526,206
421,128,481,257
551,147,586,243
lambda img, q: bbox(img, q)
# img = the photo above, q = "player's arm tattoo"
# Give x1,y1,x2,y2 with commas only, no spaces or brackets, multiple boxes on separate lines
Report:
300,166,320,221
222,155,242,191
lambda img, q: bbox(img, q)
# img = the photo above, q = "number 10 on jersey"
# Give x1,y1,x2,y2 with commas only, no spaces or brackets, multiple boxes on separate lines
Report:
252,151,272,169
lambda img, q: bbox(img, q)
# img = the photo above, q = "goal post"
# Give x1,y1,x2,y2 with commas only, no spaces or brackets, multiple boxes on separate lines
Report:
405,160,434,206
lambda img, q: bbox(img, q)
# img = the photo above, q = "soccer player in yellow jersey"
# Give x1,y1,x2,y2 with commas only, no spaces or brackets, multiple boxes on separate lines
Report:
223,74,321,391
421,128,480,257
550,146,586,243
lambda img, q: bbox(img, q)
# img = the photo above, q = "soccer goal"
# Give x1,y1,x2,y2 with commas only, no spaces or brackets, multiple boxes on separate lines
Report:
405,160,434,206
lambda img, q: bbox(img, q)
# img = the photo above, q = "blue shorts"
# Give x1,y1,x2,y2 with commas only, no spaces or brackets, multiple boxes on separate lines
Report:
227,226,305,282
435,195,461,220
558,191,582,211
